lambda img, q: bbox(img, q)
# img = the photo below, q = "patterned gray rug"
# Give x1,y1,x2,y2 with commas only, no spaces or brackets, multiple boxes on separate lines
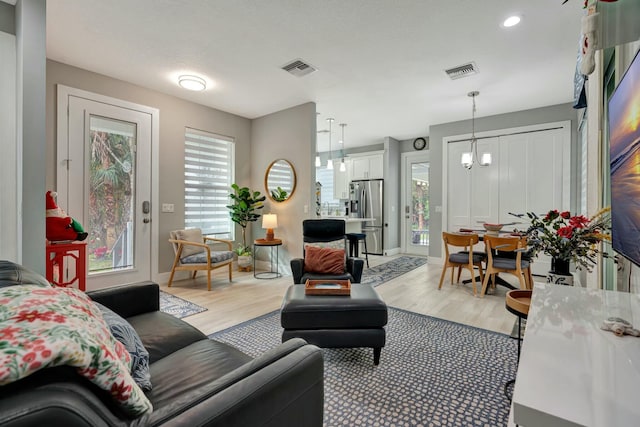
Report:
210,307,517,426
159,290,207,319
360,255,427,287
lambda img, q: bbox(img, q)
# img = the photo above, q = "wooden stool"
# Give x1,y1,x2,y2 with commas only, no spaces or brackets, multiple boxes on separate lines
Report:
504,289,531,400
346,233,369,268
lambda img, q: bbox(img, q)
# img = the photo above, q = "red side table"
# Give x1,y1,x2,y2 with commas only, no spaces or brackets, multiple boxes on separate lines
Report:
45,241,87,291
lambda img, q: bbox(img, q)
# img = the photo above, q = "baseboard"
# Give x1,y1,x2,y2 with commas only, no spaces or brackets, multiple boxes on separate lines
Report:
384,247,401,256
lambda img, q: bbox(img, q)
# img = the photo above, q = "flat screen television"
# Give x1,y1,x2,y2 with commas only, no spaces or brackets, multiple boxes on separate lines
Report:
609,49,640,266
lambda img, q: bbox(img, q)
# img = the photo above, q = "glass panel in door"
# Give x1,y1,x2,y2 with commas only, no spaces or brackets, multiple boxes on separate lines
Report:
403,156,429,256
88,116,136,274
410,162,429,250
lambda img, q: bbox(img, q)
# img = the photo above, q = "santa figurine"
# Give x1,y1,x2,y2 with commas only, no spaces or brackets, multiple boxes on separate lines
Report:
45,190,88,242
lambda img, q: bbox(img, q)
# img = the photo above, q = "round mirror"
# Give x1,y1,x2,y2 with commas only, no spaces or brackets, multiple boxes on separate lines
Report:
265,159,297,202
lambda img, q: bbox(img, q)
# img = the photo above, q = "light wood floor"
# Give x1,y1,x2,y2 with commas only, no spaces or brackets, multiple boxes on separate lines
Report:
162,254,522,336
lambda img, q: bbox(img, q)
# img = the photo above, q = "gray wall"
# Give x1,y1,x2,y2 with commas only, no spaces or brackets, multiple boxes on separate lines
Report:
46,60,253,275
384,137,400,251
0,1,15,34
17,0,46,272
428,102,578,259
251,102,316,272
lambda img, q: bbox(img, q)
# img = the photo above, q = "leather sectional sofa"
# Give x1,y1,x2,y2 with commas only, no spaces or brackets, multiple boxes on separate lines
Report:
0,280,324,426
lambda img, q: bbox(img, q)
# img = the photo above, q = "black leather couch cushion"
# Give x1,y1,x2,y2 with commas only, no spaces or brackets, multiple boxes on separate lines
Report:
127,311,207,363
281,284,388,329
147,339,251,409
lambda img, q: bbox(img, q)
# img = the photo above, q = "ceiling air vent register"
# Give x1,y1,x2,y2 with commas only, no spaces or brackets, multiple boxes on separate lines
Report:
444,62,479,80
281,59,318,77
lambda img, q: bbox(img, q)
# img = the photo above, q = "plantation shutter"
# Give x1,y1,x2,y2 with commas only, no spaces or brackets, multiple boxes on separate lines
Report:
184,128,235,237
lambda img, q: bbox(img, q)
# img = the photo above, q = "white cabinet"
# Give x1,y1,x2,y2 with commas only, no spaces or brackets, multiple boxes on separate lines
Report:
446,126,569,276
350,153,383,180
333,158,351,199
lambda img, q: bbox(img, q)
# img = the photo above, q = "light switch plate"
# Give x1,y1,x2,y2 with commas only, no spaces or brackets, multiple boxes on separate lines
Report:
162,203,174,213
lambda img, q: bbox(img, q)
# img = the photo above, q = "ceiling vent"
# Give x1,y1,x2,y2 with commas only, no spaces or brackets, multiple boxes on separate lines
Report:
444,62,479,80
281,59,317,77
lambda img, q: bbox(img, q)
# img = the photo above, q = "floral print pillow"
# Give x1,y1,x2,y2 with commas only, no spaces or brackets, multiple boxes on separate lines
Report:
0,285,152,416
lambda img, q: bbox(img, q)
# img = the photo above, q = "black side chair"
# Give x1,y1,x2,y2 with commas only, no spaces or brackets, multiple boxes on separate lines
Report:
290,219,364,284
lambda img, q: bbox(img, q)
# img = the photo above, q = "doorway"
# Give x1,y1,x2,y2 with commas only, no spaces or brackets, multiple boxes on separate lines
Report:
401,152,429,256
57,85,159,289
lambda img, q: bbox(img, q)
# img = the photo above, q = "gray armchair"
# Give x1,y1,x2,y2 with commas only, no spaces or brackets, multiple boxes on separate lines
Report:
290,219,364,284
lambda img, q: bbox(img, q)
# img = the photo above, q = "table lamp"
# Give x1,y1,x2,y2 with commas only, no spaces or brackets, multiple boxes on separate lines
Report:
262,214,278,241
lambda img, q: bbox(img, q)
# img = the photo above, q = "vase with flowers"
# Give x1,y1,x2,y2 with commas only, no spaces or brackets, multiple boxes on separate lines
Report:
522,208,612,285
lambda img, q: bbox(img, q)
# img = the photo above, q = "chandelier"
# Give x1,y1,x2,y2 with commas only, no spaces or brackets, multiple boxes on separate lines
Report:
461,91,492,169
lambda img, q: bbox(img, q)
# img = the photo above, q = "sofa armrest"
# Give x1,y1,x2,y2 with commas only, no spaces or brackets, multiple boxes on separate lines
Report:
151,338,324,427
87,281,160,318
347,257,364,283
290,258,304,284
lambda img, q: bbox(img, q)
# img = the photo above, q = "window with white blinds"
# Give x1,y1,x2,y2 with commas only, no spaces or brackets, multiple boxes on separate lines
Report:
184,128,235,237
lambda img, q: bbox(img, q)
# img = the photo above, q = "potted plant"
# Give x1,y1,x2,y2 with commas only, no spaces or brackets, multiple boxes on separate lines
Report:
521,208,612,284
270,186,288,202
227,184,266,270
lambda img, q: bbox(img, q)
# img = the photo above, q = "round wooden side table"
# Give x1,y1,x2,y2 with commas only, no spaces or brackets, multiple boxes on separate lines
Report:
253,238,282,279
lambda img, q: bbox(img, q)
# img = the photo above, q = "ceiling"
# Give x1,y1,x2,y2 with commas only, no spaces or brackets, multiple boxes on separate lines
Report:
46,0,584,152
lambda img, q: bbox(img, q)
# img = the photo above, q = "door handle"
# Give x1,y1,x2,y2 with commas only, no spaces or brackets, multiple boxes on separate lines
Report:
143,218,150,224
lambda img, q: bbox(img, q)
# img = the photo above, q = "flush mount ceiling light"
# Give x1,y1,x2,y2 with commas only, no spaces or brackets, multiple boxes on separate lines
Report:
178,75,206,91
503,15,521,27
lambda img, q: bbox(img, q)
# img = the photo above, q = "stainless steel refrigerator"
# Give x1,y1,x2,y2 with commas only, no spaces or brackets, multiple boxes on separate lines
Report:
349,179,384,255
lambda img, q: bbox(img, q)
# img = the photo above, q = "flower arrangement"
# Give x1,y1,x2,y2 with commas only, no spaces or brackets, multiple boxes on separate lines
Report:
522,208,611,272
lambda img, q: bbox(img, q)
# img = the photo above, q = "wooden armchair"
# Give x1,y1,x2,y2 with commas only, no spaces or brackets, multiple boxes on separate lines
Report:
168,228,234,291
438,232,486,296
481,235,533,297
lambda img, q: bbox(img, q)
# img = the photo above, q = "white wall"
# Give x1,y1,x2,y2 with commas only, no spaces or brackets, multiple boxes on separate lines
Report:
0,30,18,262
8,0,46,272
251,103,316,273
46,60,253,276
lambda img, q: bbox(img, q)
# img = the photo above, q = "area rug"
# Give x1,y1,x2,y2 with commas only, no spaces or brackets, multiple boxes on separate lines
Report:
159,290,207,319
360,255,427,287
210,307,517,426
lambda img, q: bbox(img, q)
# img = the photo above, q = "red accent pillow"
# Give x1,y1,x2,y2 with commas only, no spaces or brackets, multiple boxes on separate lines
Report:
304,246,345,274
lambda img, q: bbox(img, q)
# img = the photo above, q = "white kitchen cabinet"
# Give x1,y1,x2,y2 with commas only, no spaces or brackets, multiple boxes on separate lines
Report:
350,153,383,180
333,158,352,199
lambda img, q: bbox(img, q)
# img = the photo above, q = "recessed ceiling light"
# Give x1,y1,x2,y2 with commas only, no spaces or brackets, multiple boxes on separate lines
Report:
178,75,206,91
503,16,521,28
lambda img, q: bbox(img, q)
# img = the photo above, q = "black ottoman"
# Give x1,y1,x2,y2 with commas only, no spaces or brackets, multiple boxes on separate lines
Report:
281,283,388,365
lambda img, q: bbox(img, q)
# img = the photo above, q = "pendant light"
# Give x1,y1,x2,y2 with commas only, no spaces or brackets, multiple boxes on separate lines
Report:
326,118,334,170
461,91,492,169
339,123,347,172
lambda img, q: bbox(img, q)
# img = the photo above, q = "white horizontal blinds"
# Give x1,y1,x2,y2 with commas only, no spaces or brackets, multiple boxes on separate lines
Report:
316,167,335,205
267,162,294,193
184,128,234,237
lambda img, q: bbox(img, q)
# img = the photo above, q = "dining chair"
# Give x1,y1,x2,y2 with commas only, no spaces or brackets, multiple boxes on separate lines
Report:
438,232,486,296
481,235,533,297
168,228,234,291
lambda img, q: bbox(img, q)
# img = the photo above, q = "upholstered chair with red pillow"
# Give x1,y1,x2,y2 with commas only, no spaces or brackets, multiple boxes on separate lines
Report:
290,219,364,284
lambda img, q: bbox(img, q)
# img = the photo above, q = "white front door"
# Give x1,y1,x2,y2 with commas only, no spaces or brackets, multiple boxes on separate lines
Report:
57,86,157,290
401,152,429,256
